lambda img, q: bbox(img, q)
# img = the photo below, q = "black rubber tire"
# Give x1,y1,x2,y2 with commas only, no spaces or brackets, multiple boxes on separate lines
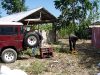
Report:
24,32,39,47
34,31,43,41
1,48,17,63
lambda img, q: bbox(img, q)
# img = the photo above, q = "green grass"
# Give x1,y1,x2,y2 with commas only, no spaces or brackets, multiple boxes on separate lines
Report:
26,60,46,75
21,48,39,57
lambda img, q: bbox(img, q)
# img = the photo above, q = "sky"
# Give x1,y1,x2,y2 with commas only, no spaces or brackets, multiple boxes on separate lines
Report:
0,0,61,17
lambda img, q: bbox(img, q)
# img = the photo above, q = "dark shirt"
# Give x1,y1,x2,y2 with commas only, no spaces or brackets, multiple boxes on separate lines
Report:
69,34,78,42
34,31,43,41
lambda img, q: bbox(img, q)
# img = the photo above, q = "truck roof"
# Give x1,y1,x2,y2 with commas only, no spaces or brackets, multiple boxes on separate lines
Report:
0,21,23,25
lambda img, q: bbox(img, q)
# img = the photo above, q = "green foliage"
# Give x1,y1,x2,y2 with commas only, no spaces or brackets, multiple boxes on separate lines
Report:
75,20,91,39
22,49,33,56
58,23,78,38
58,28,66,38
54,47,61,52
32,25,36,30
1,0,27,14
54,0,100,39
54,46,70,53
26,61,46,74
35,23,52,31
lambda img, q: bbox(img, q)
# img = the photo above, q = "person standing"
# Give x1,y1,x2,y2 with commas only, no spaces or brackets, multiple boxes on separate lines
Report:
31,30,43,57
69,34,78,52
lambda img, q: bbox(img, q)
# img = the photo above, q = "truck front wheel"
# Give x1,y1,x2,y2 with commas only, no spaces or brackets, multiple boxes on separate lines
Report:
1,48,17,63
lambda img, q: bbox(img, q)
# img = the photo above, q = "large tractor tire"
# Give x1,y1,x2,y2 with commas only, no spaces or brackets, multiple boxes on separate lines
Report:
1,48,17,63
24,32,39,48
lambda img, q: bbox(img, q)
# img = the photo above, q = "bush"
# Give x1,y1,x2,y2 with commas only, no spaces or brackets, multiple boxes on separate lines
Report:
22,49,33,56
26,61,46,74
54,47,61,52
54,47,70,54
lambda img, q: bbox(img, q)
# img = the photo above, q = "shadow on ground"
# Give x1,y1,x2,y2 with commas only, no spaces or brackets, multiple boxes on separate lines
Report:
77,42,100,69
54,39,100,73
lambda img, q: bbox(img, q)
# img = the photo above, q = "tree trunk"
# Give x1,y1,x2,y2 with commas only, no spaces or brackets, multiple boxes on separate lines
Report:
52,22,57,43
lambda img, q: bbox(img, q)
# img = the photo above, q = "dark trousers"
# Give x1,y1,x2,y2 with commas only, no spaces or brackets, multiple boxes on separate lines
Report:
69,39,76,51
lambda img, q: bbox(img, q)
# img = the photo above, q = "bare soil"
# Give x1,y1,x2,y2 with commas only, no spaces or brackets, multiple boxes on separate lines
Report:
1,39,100,75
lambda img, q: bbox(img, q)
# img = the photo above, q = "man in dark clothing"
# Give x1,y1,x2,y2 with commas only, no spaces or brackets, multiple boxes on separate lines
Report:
69,34,78,51
32,30,43,57
34,30,43,47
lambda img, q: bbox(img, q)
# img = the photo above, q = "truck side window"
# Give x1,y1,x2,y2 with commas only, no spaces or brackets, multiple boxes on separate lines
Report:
14,27,18,34
0,26,18,35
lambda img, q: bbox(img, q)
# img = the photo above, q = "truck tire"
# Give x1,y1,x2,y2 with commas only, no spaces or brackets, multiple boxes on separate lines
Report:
24,32,39,47
1,48,17,63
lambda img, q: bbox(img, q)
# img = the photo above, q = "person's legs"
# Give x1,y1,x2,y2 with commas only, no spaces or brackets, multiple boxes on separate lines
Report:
32,47,36,57
69,38,72,51
71,41,78,54
72,41,76,50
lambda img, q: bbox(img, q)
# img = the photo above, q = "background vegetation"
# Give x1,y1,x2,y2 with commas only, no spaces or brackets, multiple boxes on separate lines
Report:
54,0,100,39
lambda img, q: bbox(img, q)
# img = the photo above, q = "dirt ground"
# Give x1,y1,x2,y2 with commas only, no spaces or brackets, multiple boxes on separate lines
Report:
1,39,100,75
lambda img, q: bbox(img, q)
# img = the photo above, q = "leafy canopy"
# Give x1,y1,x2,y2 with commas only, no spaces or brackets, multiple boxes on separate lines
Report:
1,0,27,14
54,0,99,37
54,0,98,22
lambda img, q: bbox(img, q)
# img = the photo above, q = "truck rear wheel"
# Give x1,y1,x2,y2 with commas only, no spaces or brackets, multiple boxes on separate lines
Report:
24,32,39,47
1,48,17,63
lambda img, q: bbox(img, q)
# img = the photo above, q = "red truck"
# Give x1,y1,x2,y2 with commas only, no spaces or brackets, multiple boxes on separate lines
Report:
0,21,40,63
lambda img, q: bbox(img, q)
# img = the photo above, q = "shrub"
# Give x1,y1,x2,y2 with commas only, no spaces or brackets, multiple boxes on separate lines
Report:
22,49,33,56
54,47,61,52
26,61,46,74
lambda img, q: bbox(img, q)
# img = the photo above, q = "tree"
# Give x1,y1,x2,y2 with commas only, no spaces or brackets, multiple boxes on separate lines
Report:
1,0,27,14
54,0,99,37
